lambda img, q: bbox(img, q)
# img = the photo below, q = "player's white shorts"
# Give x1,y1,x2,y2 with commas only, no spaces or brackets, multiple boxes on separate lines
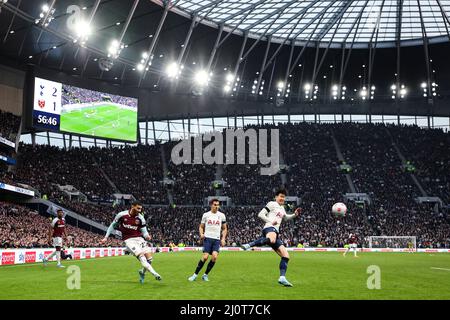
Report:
124,237,152,256
52,237,63,247
349,243,357,249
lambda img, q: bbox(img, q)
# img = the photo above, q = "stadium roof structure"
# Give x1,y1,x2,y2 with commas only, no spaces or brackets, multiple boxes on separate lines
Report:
163,0,450,48
1,0,450,120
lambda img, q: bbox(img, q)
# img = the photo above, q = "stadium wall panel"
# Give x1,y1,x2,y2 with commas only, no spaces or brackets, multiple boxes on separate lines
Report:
0,247,126,266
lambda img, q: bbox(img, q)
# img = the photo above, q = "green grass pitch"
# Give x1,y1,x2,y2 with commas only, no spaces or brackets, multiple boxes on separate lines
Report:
1,252,450,300
60,104,137,141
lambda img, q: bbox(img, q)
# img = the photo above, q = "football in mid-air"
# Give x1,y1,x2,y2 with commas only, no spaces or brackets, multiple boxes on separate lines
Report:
332,202,347,217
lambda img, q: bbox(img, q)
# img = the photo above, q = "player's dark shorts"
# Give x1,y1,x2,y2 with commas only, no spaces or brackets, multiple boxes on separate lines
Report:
203,238,220,254
262,227,284,250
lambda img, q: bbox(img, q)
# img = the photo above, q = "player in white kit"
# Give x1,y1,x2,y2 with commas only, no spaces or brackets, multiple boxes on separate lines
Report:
188,199,227,282
242,189,301,287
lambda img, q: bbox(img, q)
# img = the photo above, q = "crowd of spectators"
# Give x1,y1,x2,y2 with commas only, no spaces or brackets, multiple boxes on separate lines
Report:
2,121,450,248
0,110,21,141
54,198,122,225
0,202,122,249
94,144,166,204
388,124,450,203
10,144,115,200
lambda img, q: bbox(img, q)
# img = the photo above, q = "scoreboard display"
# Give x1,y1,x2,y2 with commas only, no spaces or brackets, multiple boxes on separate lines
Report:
33,77,63,131
31,76,138,142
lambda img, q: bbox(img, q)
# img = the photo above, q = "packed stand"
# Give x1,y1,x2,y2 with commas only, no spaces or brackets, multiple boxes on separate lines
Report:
222,125,282,205
54,199,122,225
165,139,216,205
0,202,122,249
388,125,450,203
13,144,115,200
94,144,165,204
0,110,21,141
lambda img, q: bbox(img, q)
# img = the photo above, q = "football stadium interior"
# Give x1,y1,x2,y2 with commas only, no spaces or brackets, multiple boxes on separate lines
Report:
0,0,450,300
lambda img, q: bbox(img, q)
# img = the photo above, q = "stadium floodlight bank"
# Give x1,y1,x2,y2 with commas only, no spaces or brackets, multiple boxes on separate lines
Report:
369,236,417,250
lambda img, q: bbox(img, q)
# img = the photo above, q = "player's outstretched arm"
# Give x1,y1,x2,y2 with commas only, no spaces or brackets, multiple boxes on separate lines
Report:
102,221,117,243
284,207,302,221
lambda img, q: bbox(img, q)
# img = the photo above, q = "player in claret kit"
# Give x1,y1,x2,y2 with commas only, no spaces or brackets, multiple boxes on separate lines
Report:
241,189,301,287
188,199,227,282
343,233,359,258
43,209,67,268
101,201,162,283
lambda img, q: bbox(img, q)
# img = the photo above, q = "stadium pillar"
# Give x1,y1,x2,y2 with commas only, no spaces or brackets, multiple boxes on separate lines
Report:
139,0,170,87
197,117,201,136
47,131,50,146
206,23,224,73
152,120,157,142
232,31,248,81
187,116,191,137
254,35,271,101
145,119,149,145
167,119,171,141
31,132,36,148
177,14,197,67
266,57,276,100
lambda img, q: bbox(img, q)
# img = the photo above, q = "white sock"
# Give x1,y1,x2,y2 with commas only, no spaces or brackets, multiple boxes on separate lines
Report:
141,257,153,274
139,256,158,276
353,248,357,257
47,251,57,260
56,251,61,264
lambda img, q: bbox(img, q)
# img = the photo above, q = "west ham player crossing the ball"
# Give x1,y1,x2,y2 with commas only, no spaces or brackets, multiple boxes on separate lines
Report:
242,189,301,287
101,202,162,283
188,199,228,282
343,233,359,258
43,209,67,268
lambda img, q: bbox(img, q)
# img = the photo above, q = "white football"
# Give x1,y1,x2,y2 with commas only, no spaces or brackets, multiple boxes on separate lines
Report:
332,202,347,216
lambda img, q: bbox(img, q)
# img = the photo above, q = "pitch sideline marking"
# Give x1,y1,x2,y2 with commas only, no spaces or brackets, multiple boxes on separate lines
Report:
430,267,450,271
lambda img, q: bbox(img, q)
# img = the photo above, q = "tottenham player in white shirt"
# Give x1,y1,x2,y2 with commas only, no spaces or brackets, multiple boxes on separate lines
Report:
188,199,228,282
242,189,301,287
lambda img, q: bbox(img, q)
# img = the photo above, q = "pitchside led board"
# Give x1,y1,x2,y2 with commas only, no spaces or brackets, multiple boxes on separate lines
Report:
32,77,138,142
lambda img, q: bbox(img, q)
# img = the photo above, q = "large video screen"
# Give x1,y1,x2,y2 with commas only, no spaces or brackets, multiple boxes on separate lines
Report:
33,77,138,142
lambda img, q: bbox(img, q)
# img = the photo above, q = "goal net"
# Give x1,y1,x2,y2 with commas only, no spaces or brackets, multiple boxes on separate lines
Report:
368,236,417,250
